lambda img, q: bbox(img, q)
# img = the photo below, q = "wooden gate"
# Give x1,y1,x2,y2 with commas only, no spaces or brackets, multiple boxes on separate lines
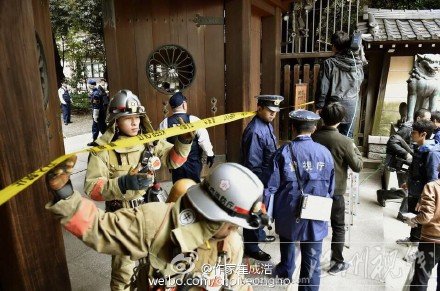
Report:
103,0,225,179
280,63,320,141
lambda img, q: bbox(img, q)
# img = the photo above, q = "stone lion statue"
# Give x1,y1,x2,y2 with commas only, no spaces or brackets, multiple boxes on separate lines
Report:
407,54,440,121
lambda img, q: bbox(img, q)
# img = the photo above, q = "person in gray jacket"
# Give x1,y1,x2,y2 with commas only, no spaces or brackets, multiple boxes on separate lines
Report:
315,31,364,137
312,102,363,275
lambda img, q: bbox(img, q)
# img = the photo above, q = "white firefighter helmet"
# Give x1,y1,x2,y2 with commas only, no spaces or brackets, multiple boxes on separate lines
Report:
106,89,146,124
186,163,267,229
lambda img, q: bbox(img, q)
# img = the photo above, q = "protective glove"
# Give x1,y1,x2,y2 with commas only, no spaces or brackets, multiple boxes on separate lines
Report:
117,164,154,194
405,217,417,228
92,109,99,123
46,155,77,201
206,155,215,168
177,117,195,144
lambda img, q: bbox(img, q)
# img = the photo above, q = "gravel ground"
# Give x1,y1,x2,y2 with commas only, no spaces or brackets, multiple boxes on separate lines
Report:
61,112,93,138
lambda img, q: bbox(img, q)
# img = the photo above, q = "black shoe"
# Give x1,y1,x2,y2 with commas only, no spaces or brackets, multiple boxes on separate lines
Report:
87,141,97,146
244,250,271,261
376,190,386,207
328,262,350,275
260,235,276,243
68,121,73,123
64,123,68,125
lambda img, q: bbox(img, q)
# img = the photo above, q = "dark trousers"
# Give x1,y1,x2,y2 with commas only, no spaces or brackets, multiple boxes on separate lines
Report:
92,111,107,141
330,195,345,263
61,103,71,124
276,236,322,291
171,160,202,183
398,172,409,214
243,227,267,253
410,241,440,291
408,196,422,242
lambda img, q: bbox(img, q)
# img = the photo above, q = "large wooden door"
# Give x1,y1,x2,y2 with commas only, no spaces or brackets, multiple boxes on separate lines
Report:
103,0,225,179
0,0,70,289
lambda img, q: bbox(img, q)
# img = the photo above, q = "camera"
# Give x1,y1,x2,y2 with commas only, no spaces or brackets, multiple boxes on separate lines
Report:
350,32,362,52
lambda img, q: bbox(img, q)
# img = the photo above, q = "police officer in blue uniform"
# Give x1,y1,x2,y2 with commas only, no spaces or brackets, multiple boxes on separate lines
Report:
265,110,335,290
241,95,284,261
87,80,107,146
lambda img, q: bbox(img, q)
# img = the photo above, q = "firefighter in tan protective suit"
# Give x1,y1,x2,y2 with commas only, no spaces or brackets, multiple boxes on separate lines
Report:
46,159,268,290
84,89,193,290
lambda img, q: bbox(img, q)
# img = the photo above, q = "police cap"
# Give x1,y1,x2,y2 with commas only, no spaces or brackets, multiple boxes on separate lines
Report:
169,92,187,108
87,79,96,85
256,95,284,112
289,110,320,122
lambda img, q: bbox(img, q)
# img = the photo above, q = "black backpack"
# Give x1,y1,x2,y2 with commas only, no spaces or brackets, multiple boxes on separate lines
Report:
98,86,109,106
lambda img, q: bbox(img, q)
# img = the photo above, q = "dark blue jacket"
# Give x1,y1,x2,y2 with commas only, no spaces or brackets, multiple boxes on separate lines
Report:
265,136,335,241
408,143,440,197
241,116,277,186
434,128,440,144
90,88,104,110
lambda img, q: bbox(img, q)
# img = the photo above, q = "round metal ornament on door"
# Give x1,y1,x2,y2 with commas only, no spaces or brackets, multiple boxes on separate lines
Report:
146,45,196,94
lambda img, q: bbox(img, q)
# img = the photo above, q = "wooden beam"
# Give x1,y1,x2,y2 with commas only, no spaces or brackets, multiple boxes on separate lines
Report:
262,7,282,136
280,51,335,59
282,64,291,140
103,0,121,95
225,0,252,162
252,0,275,16
365,40,440,46
365,44,440,56
372,53,392,135
264,0,290,11
312,64,320,111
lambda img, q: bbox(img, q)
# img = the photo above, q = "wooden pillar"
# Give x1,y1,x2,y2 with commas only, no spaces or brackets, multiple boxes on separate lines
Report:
0,1,70,289
103,0,121,96
362,52,383,149
225,0,252,162
371,53,391,135
261,7,281,136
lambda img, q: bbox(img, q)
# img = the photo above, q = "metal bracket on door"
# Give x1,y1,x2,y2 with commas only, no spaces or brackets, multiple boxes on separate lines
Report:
192,14,224,27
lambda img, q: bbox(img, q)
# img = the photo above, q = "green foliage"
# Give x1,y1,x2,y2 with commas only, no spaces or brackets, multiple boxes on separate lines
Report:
367,0,440,9
71,92,91,113
49,0,105,94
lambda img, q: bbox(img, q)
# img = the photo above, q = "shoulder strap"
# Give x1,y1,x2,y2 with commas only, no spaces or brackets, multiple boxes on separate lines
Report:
289,144,307,220
108,150,123,166
288,143,304,195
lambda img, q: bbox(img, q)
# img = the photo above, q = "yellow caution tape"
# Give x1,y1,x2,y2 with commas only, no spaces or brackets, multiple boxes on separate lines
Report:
279,101,315,110
0,111,256,206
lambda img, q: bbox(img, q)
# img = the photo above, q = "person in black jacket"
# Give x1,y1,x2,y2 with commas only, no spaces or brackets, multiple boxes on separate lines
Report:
396,120,440,247
389,108,431,151
384,108,431,217
315,31,364,137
